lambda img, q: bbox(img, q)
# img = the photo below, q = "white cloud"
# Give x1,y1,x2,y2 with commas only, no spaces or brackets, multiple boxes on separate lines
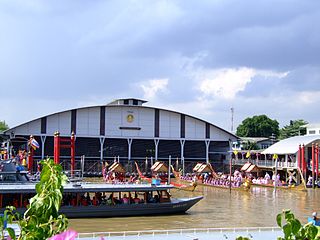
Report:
198,67,256,100
140,78,169,100
297,91,320,104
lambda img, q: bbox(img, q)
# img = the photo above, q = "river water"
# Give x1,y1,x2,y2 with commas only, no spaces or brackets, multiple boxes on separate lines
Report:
69,185,320,233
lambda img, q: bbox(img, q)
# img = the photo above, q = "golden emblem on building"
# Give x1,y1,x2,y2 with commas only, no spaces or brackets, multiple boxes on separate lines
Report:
127,114,134,123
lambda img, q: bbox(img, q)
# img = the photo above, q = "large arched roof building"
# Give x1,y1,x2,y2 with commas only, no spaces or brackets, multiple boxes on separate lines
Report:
4,98,237,173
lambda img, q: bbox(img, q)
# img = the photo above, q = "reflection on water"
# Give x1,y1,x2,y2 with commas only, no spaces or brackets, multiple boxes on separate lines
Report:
69,186,320,233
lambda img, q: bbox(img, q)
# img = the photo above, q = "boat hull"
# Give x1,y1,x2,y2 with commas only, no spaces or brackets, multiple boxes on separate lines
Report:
6,196,203,219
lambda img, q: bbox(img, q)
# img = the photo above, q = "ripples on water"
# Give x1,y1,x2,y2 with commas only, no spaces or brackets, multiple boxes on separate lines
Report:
69,185,320,233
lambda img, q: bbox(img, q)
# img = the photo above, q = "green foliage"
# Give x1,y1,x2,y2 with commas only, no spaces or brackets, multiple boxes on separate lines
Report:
277,209,318,240
0,159,69,240
241,141,259,150
236,115,279,138
279,120,308,140
0,206,20,240
19,158,69,240
0,121,8,132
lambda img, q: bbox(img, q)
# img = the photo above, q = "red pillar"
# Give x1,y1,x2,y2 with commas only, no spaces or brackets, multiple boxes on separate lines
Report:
312,143,315,186
316,143,319,181
71,132,75,175
54,131,60,164
28,135,34,173
302,144,305,174
298,144,301,169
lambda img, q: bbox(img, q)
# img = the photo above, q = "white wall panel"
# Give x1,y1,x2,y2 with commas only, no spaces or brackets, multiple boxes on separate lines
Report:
11,119,41,135
195,119,205,139
46,112,71,135
88,107,100,136
210,126,235,141
58,112,71,135
76,108,89,135
47,114,60,135
159,110,180,138
105,107,122,137
138,108,154,137
185,116,196,139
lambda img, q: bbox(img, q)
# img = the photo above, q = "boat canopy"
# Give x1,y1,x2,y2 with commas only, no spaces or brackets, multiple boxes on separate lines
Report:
151,162,168,172
193,163,211,173
245,164,259,173
241,162,251,171
108,162,126,173
0,183,174,194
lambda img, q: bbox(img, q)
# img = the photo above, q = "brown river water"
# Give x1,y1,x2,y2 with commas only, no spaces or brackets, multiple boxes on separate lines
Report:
69,185,320,233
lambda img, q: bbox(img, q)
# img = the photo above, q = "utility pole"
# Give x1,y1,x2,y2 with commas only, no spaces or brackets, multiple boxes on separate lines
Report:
231,107,234,133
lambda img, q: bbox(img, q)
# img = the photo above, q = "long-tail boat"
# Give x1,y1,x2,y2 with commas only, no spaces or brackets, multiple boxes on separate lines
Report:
134,162,197,192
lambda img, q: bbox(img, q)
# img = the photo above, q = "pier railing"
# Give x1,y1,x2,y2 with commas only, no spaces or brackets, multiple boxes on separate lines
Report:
231,159,297,168
76,226,280,239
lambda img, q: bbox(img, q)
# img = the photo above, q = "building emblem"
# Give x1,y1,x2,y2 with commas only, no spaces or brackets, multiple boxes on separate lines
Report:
127,114,134,123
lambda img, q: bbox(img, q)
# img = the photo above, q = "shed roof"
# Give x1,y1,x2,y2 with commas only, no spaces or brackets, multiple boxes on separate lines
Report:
262,135,320,155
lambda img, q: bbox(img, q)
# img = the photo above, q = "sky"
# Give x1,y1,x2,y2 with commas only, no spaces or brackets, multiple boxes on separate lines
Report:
1,0,320,132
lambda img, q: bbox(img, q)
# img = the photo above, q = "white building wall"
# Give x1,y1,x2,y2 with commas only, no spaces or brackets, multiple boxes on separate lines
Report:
105,107,122,137
185,116,205,139
46,111,71,135
76,107,100,136
10,119,41,136
159,110,180,138
210,125,235,141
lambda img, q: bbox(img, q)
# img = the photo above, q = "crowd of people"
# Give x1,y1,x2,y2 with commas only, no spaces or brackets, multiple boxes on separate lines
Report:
62,191,160,207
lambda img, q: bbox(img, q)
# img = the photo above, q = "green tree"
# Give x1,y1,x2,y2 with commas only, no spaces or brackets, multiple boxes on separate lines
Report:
236,115,279,138
0,121,8,132
279,120,308,140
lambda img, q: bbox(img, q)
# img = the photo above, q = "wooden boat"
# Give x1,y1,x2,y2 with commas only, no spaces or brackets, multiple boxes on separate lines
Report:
172,163,250,192
0,182,202,218
0,161,203,218
134,162,197,192
251,182,306,191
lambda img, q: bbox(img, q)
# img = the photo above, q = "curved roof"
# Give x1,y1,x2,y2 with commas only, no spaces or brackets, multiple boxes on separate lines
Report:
4,99,237,140
262,135,320,155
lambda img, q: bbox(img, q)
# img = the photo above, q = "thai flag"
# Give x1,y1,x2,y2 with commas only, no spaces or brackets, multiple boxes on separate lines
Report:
30,138,40,150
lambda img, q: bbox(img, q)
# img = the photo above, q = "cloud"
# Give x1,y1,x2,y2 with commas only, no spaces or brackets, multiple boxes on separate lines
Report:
198,67,255,100
140,78,169,100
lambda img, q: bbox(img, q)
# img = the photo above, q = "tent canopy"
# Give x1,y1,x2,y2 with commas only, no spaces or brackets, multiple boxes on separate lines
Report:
262,135,320,155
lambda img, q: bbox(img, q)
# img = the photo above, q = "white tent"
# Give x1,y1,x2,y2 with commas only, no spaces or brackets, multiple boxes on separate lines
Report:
262,135,320,155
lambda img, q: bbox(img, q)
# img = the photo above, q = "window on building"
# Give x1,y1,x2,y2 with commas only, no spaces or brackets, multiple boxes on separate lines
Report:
133,99,138,105
124,99,129,105
309,130,316,134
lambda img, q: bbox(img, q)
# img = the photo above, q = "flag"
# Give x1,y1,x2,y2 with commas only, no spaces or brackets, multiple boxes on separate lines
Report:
29,138,40,150
233,150,238,155
273,154,278,160
245,151,250,158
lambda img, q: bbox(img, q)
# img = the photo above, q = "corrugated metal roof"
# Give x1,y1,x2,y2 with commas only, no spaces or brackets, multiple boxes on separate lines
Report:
261,135,320,154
